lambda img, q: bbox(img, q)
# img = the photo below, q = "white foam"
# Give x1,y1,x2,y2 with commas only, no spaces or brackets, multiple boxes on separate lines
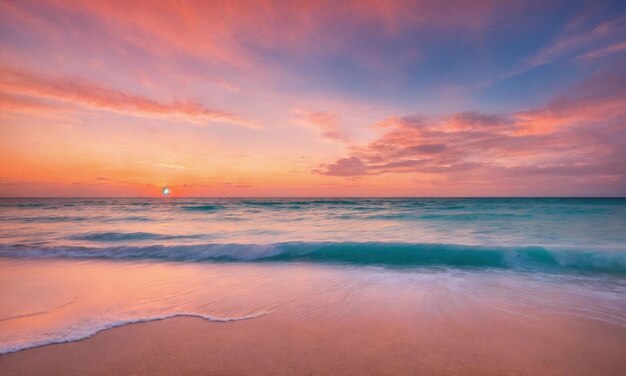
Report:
0,311,270,355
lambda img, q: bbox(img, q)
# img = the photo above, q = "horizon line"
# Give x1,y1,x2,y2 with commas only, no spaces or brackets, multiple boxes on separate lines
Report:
1,196,624,199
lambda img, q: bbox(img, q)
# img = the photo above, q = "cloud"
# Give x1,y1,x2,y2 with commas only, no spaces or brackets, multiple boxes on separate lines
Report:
0,67,255,127
517,60,626,134
445,112,513,130
294,109,350,143
216,80,241,92
0,91,62,113
316,156,368,177
137,162,190,170
504,14,626,78
578,42,626,60
317,63,626,190
394,143,447,157
0,0,541,82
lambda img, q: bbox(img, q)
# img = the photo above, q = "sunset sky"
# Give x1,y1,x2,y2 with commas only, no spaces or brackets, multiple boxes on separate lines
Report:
1,0,625,197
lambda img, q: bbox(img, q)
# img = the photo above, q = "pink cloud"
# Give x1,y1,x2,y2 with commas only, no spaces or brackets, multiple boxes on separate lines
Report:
317,64,626,192
316,156,368,177
0,92,61,113
294,109,350,143
0,67,254,127
578,42,626,60
1,0,539,73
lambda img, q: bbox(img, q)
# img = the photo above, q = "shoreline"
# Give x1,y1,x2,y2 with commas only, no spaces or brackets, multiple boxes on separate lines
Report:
1,258,625,375
2,310,626,375
0,311,271,355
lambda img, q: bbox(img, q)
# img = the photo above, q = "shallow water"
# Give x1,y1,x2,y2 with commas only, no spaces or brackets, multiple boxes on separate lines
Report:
0,198,625,354
1,258,625,355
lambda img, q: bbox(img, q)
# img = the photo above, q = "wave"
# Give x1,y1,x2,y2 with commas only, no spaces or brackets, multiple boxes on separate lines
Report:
0,215,153,223
69,232,203,242
238,199,367,208
415,213,534,220
0,311,269,355
10,215,91,223
2,202,49,209
292,200,366,206
1,242,624,274
181,204,224,212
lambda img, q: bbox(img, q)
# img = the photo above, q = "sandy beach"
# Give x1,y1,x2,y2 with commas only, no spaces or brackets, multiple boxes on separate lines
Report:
2,300,625,375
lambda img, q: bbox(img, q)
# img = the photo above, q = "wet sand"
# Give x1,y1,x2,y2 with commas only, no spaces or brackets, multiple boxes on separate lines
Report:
2,304,625,375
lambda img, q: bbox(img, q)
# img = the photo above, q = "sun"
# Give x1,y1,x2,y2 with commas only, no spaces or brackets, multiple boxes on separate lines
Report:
162,187,170,196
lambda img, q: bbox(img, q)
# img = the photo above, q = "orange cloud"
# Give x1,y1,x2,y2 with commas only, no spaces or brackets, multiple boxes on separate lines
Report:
0,92,62,113
0,67,254,127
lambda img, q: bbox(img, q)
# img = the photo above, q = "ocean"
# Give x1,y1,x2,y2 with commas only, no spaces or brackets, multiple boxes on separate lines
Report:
1,197,625,355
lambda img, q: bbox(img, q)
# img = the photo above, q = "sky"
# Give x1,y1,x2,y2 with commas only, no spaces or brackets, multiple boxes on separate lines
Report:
0,0,625,197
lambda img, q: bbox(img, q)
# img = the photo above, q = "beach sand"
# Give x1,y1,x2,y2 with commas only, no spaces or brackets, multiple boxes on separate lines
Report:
2,304,625,375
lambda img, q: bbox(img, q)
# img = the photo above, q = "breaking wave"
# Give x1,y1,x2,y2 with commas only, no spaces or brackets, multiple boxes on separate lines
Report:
1,242,624,274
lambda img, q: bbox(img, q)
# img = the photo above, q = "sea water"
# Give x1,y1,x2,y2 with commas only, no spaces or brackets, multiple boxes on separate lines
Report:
0,198,625,354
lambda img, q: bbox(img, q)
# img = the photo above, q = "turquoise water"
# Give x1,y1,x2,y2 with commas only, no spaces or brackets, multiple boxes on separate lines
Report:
0,198,625,355
1,198,625,273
